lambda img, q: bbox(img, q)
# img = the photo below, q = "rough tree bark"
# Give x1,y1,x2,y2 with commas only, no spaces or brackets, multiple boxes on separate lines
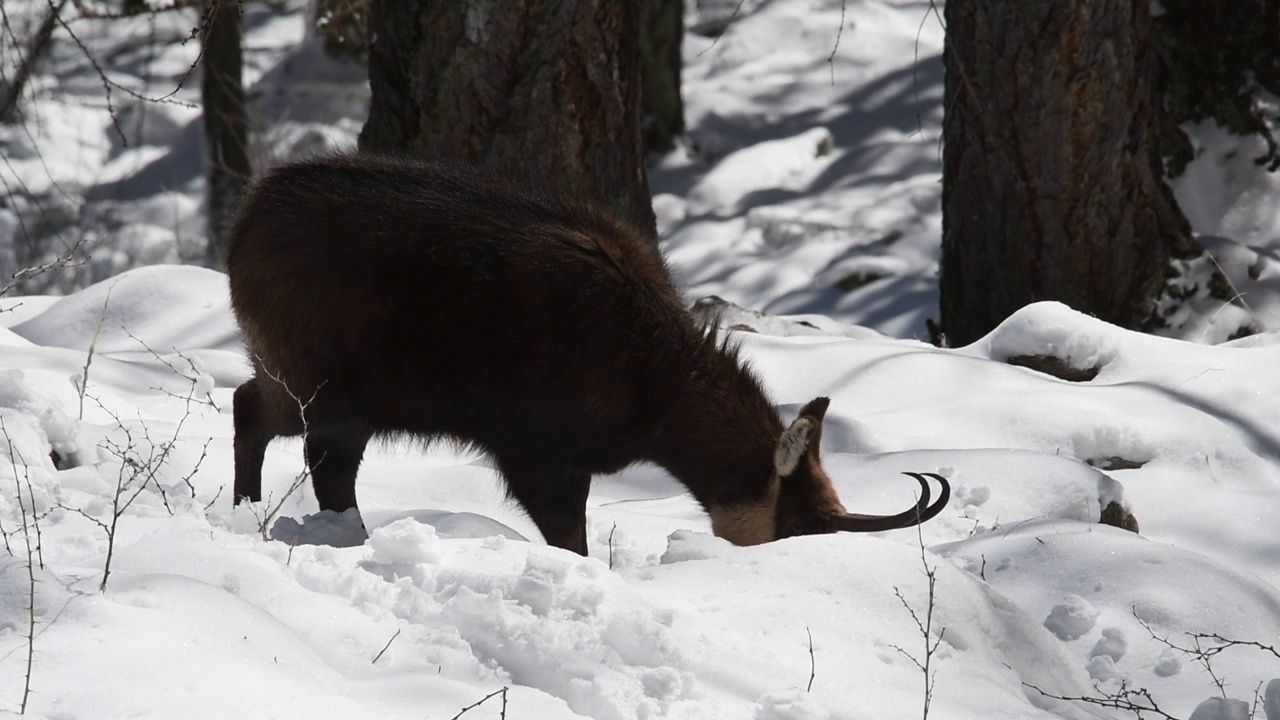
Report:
201,0,252,268
939,0,1198,346
359,0,656,239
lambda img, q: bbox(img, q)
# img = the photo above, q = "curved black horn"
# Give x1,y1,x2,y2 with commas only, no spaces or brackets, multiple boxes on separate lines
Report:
829,472,951,533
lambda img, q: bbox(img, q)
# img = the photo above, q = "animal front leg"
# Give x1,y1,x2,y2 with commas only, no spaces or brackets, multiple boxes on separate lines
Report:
304,425,371,513
500,461,592,556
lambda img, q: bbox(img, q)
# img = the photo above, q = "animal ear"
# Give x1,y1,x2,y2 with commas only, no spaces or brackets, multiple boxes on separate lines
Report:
798,396,830,422
775,415,816,477
776,398,832,476
799,396,829,459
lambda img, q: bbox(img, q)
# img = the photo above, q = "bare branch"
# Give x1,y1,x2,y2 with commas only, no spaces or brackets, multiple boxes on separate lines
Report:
827,0,846,85
23,472,46,570
1,416,39,713
889,515,943,719
68,382,209,590
1134,610,1280,699
56,502,111,534
126,331,217,400
371,628,401,665
47,0,127,143
1024,680,1179,720
0,233,88,300
449,687,509,720
805,626,816,693
697,0,749,56
1039,611,1280,718
0,0,69,122
202,483,223,511
250,364,326,539
76,283,114,420
1190,633,1280,662
607,521,617,570
182,437,212,498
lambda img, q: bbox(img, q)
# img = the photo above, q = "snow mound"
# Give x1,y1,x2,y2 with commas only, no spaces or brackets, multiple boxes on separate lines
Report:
974,301,1123,377
11,265,239,354
936,520,1280,716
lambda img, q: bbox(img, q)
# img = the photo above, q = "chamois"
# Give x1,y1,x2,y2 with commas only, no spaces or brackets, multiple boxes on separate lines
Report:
227,153,948,555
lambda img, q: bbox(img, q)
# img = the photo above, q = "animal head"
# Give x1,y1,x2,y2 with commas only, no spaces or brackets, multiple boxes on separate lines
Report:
710,397,950,545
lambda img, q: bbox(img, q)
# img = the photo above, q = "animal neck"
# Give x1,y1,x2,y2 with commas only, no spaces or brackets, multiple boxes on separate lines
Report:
646,343,783,543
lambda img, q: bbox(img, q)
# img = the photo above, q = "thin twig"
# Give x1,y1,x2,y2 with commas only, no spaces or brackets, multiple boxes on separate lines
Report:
78,283,114,420
371,628,401,665
697,0,749,56
180,437,212,499
608,522,617,569
57,503,111,534
1200,252,1262,341
78,386,206,590
0,233,88,299
827,0,847,85
23,472,46,570
202,484,223,511
1038,611,1280,718
48,0,126,143
1134,610,1280,700
806,626,816,693
1023,680,1178,720
2,416,38,713
888,500,943,720
0,0,69,121
125,329,220,411
1189,633,1280,661
449,687,509,720
0,496,10,556
252,364,325,539
48,0,212,147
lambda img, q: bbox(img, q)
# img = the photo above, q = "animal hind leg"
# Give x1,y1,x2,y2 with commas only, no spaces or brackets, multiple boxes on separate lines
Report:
233,377,303,505
499,460,592,556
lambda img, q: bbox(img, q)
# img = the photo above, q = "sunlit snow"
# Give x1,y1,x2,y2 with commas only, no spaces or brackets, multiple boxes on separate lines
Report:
2,1,1280,719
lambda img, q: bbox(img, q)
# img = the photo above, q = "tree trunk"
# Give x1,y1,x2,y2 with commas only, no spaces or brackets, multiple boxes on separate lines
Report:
641,0,685,154
939,0,1197,346
359,0,656,239
201,0,252,269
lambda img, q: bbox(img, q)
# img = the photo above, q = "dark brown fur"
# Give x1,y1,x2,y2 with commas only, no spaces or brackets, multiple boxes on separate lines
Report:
227,153,861,554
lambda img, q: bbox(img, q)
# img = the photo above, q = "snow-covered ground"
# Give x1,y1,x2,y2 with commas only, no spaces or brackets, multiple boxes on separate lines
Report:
2,1,1280,718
